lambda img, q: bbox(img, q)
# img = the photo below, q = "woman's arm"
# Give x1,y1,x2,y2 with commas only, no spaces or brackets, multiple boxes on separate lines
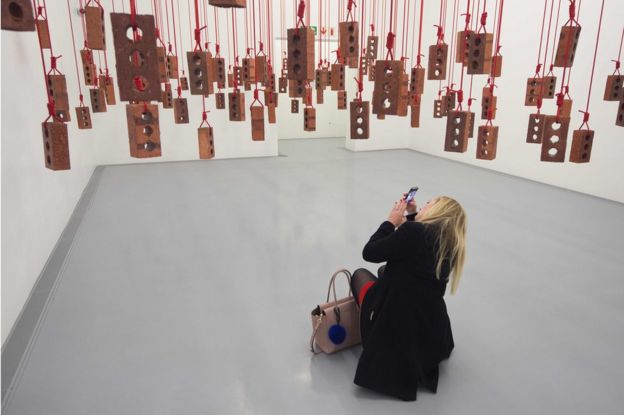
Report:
362,221,423,263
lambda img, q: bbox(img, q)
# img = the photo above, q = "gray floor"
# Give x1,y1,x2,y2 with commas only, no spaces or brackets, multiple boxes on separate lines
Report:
3,138,624,414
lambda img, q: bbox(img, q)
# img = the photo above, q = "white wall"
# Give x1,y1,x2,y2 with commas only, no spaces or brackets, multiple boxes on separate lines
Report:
344,1,624,203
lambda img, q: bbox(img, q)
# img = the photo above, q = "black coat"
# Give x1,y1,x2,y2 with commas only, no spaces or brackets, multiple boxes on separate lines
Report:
354,220,454,401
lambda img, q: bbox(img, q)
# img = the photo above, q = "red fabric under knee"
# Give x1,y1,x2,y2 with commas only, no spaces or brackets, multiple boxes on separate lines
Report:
358,281,376,306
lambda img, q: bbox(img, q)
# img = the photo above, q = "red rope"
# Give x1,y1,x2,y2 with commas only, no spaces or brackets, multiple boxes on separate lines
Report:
448,0,458,92
67,0,84,105
579,0,604,129
385,0,395,60
536,0,556,112
534,0,549,76
548,0,562,72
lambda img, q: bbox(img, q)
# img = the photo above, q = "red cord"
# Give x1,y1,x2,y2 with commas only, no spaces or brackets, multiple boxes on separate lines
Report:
534,0,548,75
67,0,84,105
579,0,604,129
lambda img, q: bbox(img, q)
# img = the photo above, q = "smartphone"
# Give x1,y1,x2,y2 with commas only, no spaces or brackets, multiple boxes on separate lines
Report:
405,186,419,203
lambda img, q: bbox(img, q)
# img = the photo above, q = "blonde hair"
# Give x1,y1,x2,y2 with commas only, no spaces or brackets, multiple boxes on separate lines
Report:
418,196,466,295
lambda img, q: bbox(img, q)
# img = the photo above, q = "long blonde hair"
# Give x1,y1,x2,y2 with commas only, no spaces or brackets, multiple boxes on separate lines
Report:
418,196,466,295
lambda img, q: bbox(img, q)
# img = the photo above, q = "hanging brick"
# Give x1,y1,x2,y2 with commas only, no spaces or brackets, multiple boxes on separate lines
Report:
455,31,471,64
339,21,359,62
442,91,456,116
245,80,252,91
166,55,179,79
372,60,403,116
156,46,169,83
468,111,475,138
554,25,581,68
350,100,370,139
1,0,35,31
366,35,379,60
266,71,276,90
126,103,161,158
410,97,421,128
368,63,376,81
540,116,570,162
198,127,215,159
255,55,267,83
317,88,324,104
242,57,256,83
467,33,493,75
291,99,299,113
99,75,117,105
491,55,503,77
208,0,246,7
481,87,497,120
161,83,173,108
89,87,107,113
337,90,347,110
287,27,315,81
279,76,288,93
111,13,161,102
525,77,540,106
41,121,70,170
35,19,51,49
251,106,265,141
397,73,410,117
215,92,226,109
233,65,242,86
617,99,624,127
433,99,443,118
173,98,189,124
304,107,316,131
603,75,624,101
289,79,306,98
569,129,594,163
186,51,212,95
331,64,345,90
526,113,546,144
362,57,370,76
213,57,226,85
476,125,499,160
410,67,425,95
540,76,557,99
180,76,189,90
267,102,276,123
427,43,448,80
558,98,573,118
85,6,106,50
47,74,71,122
265,90,278,107
81,49,98,86
444,111,470,153
228,91,245,121
75,106,92,129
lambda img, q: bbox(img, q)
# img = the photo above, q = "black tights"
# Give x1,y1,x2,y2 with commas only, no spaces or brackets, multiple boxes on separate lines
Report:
351,265,385,305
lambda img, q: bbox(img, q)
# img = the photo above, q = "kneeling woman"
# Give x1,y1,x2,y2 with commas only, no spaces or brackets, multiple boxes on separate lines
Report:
350,195,466,401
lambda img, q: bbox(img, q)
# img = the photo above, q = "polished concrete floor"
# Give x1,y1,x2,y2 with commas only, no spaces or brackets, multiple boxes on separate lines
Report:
3,138,624,414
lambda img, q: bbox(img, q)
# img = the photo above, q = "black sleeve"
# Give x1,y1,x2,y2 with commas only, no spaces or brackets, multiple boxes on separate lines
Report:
405,212,417,222
362,221,424,263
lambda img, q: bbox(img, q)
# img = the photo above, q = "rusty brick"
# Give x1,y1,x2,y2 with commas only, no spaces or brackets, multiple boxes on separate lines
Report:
331,64,345,90
85,6,106,50
251,106,265,141
541,76,557,99
397,72,410,117
372,60,403,116
208,0,246,7
267,102,276,124
213,57,226,85
569,129,594,163
75,106,92,129
481,87,497,120
81,49,98,86
180,76,189,90
279,76,288,93
186,51,212,95
350,100,370,139
287,27,315,81
99,75,117,105
166,55,179,79
467,33,493,75
455,30,471,64
47,74,71,122
558,98,573,118
337,90,347,110
525,77,540,106
339,21,359,61
526,113,546,144
35,19,51,49
1,0,35,31
491,54,503,77
410,97,421,128
368,63,376,81
316,88,324,104
126,103,161,158
111,13,161,102
228,91,245,121
215,92,226,109
410,67,425,95
554,25,581,68
173,98,189,124
291,99,299,113
541,116,570,162
617,100,624,127
198,127,215,159
444,110,470,153
304,107,316,131
476,125,498,160
89,87,107,113
41,121,70,170
603,75,624,101
264,90,278,107
433,99,443,118
427,43,447,80
161,83,173,108
255,55,267,83
289,79,306,98
233,65,242,86
366,35,378,60
156,46,168,83
242,57,256,83
468,111,475,138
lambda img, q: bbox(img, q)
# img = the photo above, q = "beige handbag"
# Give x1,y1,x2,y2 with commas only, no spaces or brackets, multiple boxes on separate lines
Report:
310,269,362,354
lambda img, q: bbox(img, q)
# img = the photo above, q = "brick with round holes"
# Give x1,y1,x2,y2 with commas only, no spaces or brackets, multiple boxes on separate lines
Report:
476,125,499,160
540,116,570,162
603,75,624,102
198,127,215,159
291,99,299,113
287,27,315,81
338,90,347,110
89,87,107,113
186,51,213,96
173,98,189,124
554,26,581,68
228,91,245,121
75,106,92,130
331,64,346,91
444,111,470,153
41,121,70,170
85,6,106,50
1,0,35,31
427,43,448,81
467,33,494,75
372,60,403,116
99,75,117,105
526,113,546,144
251,106,265,141
47,74,71,122
339,21,359,62
125,103,161,158
304,107,316,131
569,129,594,163
350,100,370,139
81,49,98,86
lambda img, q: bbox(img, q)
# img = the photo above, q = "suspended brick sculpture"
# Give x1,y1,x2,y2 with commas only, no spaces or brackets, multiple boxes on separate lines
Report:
476,125,499,160
372,60,403,116
161,83,173,108
126,103,161,158
215,92,226,109
198,127,215,159
99,75,116,105
85,6,106,50
89,86,107,113
554,26,581,68
229,90,245,121
47,74,71,122
569,129,594,163
75,106,92,130
35,18,51,49
111,13,161,102
173,98,189,124
339,21,359,65
350,100,370,139
1,0,35,31
603,75,623,101
287,27,315,81
291,98,299,113
540,116,569,162
467,33,494,75
41,121,70,170
526,113,546,144
166,55,179,79
444,111,470,153
251,105,265,141
187,51,213,95
337,90,347,110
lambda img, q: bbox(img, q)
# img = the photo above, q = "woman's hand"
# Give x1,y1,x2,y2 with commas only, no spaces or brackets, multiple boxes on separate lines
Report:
402,192,418,215
388,199,408,227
